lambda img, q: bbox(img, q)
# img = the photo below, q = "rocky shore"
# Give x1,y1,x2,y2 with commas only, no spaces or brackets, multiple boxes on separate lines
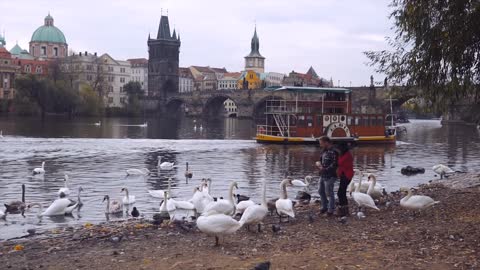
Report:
1,174,479,270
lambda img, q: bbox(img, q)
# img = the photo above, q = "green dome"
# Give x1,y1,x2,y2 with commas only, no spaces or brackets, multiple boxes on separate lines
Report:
10,44,23,55
31,14,67,44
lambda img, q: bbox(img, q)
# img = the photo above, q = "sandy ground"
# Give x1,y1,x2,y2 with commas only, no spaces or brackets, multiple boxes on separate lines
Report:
1,174,479,270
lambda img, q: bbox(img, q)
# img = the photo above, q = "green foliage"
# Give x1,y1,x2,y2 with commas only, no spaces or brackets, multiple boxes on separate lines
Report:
123,81,145,116
365,0,480,112
77,84,104,116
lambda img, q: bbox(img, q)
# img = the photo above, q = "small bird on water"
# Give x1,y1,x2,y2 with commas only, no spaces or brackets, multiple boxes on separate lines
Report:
131,207,140,218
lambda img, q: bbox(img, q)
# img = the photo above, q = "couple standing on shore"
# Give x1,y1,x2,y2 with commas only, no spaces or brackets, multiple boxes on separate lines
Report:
316,136,354,217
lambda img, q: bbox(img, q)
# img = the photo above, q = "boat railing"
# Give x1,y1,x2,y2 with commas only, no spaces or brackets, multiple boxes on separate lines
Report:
256,125,296,137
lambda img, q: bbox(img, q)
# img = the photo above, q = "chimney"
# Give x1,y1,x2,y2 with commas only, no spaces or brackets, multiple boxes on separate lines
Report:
79,52,82,56
94,52,97,56
85,51,88,56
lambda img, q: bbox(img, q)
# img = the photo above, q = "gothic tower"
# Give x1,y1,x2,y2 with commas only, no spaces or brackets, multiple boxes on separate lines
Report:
244,26,265,73
148,15,181,99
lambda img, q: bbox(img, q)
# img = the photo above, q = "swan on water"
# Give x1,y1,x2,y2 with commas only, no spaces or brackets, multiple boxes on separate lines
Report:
103,195,123,214
239,180,268,232
0,130,3,138
291,176,312,188
0,208,6,219
276,179,295,222
432,164,454,179
148,177,174,199
4,184,26,213
126,168,150,176
32,162,46,175
139,122,148,128
196,210,244,246
185,162,193,179
400,188,440,211
94,121,101,126
158,156,175,170
121,188,136,205
64,186,84,214
203,181,238,216
33,197,71,216
351,170,379,212
57,174,71,196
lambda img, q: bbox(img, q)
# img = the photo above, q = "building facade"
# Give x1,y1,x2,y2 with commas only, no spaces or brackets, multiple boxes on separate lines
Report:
62,52,131,108
263,72,285,87
178,67,194,93
29,14,68,59
238,70,262,90
147,15,180,99
127,58,148,94
282,67,331,87
189,66,227,91
244,27,265,73
218,72,241,90
223,98,238,117
0,44,19,100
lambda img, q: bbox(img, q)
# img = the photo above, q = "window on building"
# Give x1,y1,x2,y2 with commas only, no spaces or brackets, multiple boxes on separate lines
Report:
108,66,114,72
25,65,31,73
41,46,46,55
86,65,93,71
120,77,126,83
54,47,58,56
108,97,113,103
108,76,114,82
36,66,43,74
120,97,126,103
120,67,126,73
86,75,93,81
108,86,113,93
120,86,123,92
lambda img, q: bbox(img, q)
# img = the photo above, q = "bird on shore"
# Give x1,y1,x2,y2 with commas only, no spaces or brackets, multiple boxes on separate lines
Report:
400,188,439,211
432,164,454,179
32,162,46,176
204,181,238,216
103,195,123,214
239,180,268,232
350,170,379,213
276,179,295,222
252,261,271,270
131,207,140,218
196,210,244,246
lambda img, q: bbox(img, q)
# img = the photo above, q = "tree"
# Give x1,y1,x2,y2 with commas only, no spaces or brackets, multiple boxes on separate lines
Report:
14,75,51,118
77,84,104,116
365,0,480,113
123,81,144,116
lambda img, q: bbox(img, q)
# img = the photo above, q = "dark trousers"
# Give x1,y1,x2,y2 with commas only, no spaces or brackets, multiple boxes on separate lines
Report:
338,175,351,206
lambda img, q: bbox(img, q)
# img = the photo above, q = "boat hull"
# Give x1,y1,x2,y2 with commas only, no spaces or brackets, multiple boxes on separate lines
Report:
255,134,395,145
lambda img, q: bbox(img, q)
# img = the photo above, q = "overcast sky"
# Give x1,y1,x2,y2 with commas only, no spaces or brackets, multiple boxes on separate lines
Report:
1,0,393,86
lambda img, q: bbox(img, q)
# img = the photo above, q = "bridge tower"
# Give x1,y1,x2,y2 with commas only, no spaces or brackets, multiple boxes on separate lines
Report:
148,15,180,100
244,26,265,73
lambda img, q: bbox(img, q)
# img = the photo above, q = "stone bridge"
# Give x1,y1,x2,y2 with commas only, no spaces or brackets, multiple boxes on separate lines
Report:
146,86,420,118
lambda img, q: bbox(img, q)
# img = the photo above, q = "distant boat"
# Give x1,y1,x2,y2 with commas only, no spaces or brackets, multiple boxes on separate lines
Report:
139,122,148,128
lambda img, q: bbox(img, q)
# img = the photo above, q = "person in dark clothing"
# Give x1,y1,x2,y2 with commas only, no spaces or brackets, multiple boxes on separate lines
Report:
336,142,354,216
317,136,338,216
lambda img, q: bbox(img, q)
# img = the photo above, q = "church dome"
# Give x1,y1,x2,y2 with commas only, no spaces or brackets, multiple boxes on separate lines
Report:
31,14,67,44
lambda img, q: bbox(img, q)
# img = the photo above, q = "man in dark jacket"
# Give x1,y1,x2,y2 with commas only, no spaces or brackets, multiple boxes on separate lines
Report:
317,136,338,216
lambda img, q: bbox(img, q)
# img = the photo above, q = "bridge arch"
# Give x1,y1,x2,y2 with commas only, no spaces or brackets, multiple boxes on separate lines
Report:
165,98,186,116
203,95,239,118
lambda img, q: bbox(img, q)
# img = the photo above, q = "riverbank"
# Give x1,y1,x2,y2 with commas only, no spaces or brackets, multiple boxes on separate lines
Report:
1,174,479,269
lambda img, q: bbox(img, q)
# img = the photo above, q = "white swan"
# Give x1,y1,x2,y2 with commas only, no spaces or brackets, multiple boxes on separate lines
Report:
65,186,84,214
148,177,172,199
0,209,6,219
203,181,238,216
0,130,3,139
432,164,454,179
196,210,244,246
366,174,383,199
126,168,150,176
38,198,71,216
139,122,148,128
351,171,379,211
275,179,295,221
234,199,256,216
400,188,440,211
32,162,46,175
58,174,70,196
158,156,175,170
121,187,136,205
103,195,123,214
239,180,268,231
190,180,214,214
94,121,101,126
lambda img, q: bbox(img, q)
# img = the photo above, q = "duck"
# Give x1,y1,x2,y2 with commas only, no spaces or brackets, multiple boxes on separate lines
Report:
276,179,295,222
158,156,175,170
57,174,71,196
126,168,150,176
121,187,136,204
103,195,123,214
203,181,238,216
64,186,84,214
432,164,454,179
196,210,244,246
131,207,140,218
185,162,193,179
239,180,268,232
4,184,26,213
32,162,46,175
400,188,440,211
366,174,383,199
350,170,379,212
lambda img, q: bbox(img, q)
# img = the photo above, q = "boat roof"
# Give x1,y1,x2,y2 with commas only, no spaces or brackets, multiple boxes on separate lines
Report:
265,86,352,94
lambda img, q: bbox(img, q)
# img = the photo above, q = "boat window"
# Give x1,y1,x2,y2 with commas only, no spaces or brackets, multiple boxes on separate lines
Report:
355,117,360,126
298,115,306,127
317,115,323,126
347,116,353,126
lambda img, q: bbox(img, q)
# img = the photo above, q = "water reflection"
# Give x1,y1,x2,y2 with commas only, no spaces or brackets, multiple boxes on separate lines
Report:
0,118,479,240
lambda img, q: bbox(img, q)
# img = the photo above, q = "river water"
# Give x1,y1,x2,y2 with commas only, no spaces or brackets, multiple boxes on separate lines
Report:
1,117,479,240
